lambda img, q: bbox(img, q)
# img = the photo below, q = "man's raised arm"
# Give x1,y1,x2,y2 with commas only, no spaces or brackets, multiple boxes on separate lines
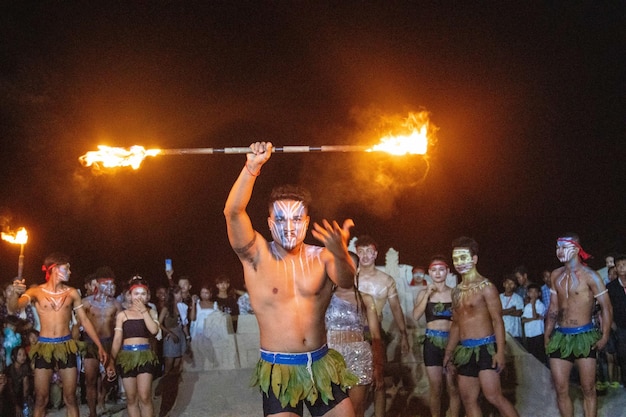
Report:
224,142,273,255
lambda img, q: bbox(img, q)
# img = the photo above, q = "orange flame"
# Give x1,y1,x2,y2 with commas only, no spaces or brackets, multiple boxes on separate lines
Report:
79,145,161,170
2,227,28,245
368,111,433,155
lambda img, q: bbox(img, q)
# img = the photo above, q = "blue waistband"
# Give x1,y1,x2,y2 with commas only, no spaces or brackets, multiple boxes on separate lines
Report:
122,344,151,351
38,334,72,343
260,344,328,365
556,323,594,335
461,334,496,347
425,329,450,338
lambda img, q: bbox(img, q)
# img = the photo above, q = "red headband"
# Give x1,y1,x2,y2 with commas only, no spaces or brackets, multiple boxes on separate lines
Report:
429,260,449,270
557,238,592,260
42,263,57,282
129,284,149,293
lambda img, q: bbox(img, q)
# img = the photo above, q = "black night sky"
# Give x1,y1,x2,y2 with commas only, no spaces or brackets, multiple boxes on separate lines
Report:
0,3,624,291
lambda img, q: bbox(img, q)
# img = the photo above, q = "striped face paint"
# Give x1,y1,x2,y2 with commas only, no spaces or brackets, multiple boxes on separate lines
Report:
269,200,309,251
452,248,474,275
556,239,577,263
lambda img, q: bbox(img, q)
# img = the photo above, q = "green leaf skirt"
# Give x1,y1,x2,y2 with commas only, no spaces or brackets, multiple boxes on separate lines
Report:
453,342,496,367
30,338,81,364
251,348,359,408
116,349,159,373
546,327,601,358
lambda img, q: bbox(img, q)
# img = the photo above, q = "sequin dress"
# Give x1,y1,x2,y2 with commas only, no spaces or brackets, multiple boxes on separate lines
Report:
325,294,373,385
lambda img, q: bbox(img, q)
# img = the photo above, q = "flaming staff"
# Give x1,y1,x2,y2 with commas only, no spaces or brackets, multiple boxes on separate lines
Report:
1,227,28,279
79,111,435,170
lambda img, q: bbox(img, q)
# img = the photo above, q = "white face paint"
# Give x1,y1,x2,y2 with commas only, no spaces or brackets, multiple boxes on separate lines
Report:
556,241,577,263
356,246,377,267
452,248,474,275
55,264,71,281
97,279,115,297
268,200,308,251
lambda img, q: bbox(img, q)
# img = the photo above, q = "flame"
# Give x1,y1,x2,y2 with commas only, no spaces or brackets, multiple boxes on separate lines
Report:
2,227,28,245
79,145,161,170
368,111,433,155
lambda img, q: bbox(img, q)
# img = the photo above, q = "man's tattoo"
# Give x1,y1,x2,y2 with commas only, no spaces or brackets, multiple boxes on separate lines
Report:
234,235,256,255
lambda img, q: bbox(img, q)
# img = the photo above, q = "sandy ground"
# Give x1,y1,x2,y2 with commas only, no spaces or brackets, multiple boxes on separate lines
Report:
44,367,625,417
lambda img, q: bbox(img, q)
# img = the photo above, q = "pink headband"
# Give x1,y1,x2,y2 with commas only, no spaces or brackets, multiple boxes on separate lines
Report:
557,238,592,260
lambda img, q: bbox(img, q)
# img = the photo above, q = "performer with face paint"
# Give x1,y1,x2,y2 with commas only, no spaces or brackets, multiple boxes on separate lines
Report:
545,233,612,417
224,141,358,417
9,252,108,417
443,237,519,417
81,266,123,417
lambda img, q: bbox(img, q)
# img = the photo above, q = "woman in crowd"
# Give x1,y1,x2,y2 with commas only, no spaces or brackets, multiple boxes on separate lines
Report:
108,276,160,417
189,282,218,369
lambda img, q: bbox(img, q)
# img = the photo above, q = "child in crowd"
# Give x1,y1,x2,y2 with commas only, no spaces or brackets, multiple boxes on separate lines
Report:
521,283,546,364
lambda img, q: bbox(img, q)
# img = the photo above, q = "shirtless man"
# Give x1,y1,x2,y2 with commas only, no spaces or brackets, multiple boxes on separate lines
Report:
9,252,107,417
545,234,612,417
82,267,122,417
224,141,357,417
355,235,409,417
443,237,519,417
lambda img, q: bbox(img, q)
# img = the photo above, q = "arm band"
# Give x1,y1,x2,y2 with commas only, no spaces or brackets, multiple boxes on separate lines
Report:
114,327,123,332
550,288,557,295
594,289,608,298
21,293,31,302
73,304,84,311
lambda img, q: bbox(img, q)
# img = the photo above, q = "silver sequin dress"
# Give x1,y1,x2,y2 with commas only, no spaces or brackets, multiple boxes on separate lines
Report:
325,294,373,385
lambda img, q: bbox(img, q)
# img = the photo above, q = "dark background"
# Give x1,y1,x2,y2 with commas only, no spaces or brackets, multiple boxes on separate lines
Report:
0,2,624,292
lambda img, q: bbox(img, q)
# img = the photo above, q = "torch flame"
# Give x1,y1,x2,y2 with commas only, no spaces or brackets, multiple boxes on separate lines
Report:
79,145,161,170
368,111,433,155
2,227,28,245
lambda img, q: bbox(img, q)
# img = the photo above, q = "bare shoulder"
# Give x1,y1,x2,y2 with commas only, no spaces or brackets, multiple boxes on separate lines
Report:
372,268,395,283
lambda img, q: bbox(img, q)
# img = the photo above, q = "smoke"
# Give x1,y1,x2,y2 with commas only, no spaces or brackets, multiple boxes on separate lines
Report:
306,107,435,220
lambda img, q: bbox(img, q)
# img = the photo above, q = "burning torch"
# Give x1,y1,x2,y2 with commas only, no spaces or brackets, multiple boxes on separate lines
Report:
78,111,436,170
1,227,29,280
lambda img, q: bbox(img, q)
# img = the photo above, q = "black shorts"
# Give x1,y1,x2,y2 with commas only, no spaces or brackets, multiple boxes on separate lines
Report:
117,361,158,379
262,379,349,417
34,352,78,370
424,337,445,367
457,344,496,377
549,347,597,363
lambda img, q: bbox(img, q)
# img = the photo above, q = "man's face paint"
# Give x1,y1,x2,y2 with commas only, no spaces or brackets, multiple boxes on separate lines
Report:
268,200,309,251
55,264,71,281
452,248,474,275
556,240,578,263
356,245,377,266
97,279,115,297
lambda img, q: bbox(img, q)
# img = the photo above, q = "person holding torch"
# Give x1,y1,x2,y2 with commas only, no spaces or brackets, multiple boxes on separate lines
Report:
224,141,358,416
9,252,107,417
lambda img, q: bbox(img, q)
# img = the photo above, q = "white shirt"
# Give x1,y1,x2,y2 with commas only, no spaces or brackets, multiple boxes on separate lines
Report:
522,300,546,338
499,293,524,337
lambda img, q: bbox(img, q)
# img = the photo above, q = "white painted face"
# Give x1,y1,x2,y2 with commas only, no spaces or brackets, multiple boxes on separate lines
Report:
268,200,309,250
97,279,115,297
55,264,71,281
356,245,377,267
131,286,148,304
452,248,474,275
556,241,578,263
